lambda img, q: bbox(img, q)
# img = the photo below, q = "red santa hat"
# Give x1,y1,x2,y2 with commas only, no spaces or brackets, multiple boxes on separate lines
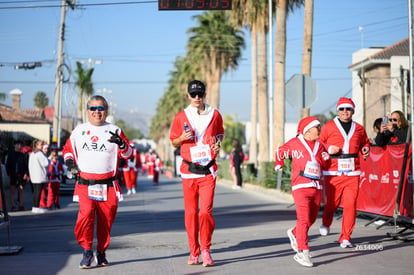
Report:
297,116,320,135
129,141,135,148
336,97,355,110
42,143,49,149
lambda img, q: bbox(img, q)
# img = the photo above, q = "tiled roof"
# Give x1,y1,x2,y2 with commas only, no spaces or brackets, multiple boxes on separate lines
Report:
0,103,49,123
349,37,409,69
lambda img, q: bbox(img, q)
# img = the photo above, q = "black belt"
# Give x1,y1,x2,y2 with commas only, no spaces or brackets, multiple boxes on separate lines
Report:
78,176,116,186
330,153,358,159
299,171,320,180
182,159,214,175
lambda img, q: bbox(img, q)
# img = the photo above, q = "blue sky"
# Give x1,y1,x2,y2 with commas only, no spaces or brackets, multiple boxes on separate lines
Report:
0,0,409,125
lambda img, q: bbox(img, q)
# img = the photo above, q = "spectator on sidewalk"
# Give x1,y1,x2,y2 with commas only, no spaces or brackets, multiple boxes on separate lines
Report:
6,140,27,211
230,139,244,189
45,151,64,209
28,139,50,214
375,110,409,146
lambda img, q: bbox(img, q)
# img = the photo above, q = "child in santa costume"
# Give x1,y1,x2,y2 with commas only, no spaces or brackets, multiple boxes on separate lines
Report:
275,116,329,267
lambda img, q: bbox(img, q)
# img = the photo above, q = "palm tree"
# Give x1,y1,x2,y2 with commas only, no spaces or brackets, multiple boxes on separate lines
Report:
228,0,270,165
273,0,304,151
150,56,199,142
301,0,313,118
33,91,49,110
187,11,245,109
75,61,94,122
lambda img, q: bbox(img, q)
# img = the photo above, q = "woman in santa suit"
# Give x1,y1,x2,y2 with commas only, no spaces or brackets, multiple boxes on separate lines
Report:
275,116,329,267
318,97,370,249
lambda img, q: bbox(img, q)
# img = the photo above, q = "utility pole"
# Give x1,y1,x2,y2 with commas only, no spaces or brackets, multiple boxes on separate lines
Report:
52,0,75,147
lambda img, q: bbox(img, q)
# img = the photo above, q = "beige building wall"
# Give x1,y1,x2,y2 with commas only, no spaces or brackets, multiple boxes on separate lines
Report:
364,66,391,138
390,56,410,117
0,123,50,144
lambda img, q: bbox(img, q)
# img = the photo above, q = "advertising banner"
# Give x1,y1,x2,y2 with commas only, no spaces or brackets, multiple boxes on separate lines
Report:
357,144,413,218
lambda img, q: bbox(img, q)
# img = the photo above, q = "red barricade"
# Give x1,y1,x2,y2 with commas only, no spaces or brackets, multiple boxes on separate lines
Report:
357,144,413,218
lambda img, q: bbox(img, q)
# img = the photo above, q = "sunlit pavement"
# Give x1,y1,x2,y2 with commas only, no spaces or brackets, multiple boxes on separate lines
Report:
0,174,413,275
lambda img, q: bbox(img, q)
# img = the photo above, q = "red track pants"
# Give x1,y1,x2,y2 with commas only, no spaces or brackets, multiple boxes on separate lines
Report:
292,187,321,251
123,169,137,190
74,184,118,252
182,175,216,256
322,175,359,242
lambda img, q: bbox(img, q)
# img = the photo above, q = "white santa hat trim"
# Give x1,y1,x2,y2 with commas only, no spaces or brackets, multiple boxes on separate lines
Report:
337,103,355,110
303,120,321,135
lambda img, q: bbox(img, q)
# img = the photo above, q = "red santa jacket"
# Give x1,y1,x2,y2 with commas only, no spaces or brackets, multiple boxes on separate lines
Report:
319,117,370,176
274,135,329,191
123,148,142,172
48,160,64,183
170,104,224,178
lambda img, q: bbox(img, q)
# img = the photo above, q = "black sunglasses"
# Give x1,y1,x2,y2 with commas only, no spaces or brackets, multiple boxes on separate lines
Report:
338,107,353,111
390,118,398,122
189,92,205,98
88,106,107,112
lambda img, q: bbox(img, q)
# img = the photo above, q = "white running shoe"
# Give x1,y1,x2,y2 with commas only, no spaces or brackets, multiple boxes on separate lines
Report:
126,190,132,195
319,224,330,236
340,239,354,248
294,250,313,267
287,228,298,252
132,188,136,194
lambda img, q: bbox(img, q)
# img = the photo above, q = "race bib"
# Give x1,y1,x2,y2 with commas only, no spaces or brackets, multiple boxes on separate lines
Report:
88,184,108,201
303,161,321,180
190,145,212,163
338,158,355,173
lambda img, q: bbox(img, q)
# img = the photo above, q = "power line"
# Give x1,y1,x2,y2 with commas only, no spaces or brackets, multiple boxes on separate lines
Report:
0,0,156,9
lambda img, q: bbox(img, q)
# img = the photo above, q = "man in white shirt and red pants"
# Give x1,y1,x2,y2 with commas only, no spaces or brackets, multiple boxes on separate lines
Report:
63,95,132,269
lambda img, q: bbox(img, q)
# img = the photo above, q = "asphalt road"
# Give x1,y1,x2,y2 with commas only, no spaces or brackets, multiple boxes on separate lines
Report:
0,174,413,275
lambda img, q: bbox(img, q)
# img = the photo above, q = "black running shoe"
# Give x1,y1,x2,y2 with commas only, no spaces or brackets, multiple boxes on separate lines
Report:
79,250,94,269
96,251,109,267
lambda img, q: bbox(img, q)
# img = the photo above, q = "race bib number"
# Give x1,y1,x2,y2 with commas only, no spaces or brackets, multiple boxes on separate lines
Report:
338,158,355,173
88,184,108,201
303,161,321,180
190,145,212,163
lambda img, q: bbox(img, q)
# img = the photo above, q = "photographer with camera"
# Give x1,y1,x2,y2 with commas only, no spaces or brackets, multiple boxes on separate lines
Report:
374,110,409,146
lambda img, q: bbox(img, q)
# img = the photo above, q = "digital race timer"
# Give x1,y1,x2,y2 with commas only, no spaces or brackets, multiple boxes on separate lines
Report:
158,0,232,10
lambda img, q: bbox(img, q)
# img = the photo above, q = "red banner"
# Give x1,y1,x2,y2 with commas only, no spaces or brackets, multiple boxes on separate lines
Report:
357,144,413,218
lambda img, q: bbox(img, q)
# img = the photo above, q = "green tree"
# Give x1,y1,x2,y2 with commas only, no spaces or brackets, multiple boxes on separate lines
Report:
150,56,199,142
221,114,246,154
33,91,49,110
115,119,144,140
75,61,94,122
228,0,259,166
187,11,245,109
